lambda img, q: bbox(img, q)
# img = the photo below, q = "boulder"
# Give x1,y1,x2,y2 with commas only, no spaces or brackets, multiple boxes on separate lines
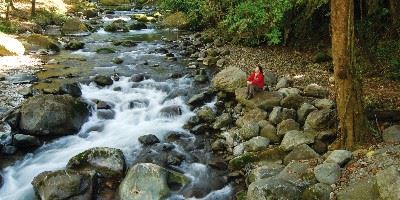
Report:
211,139,226,151
278,87,301,97
130,73,149,82
304,109,335,131
375,165,400,200
67,147,126,179
160,105,182,117
275,77,293,90
138,134,160,146
314,163,341,184
336,177,379,200
213,113,232,130
304,84,328,98
235,88,283,111
236,108,268,128
244,136,270,152
277,119,300,136
94,75,113,86
324,150,352,167
233,143,245,156
113,57,124,64
191,124,210,135
13,134,41,148
312,98,335,109
382,125,400,143
118,163,189,200
104,19,129,32
32,170,96,200
247,177,302,200
280,94,305,109
6,73,38,84
99,0,129,6
302,183,332,200
196,106,216,123
278,160,318,189
280,130,315,151
61,18,88,35
212,67,247,93
65,40,85,50
238,123,260,141
19,95,89,136
59,82,82,97
0,122,12,146
258,120,280,143
21,34,60,52
246,163,285,184
187,91,214,107
297,103,317,124
129,22,147,30
269,107,296,125
284,144,320,165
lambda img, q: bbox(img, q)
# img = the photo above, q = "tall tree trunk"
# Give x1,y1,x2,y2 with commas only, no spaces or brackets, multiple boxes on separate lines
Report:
331,0,367,149
6,2,10,21
31,0,36,17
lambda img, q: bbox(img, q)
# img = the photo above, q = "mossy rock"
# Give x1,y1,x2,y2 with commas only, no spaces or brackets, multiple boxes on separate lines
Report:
112,40,137,47
61,17,88,35
67,147,126,179
96,47,116,54
129,22,147,30
65,40,85,50
21,34,60,52
229,147,287,170
104,19,129,32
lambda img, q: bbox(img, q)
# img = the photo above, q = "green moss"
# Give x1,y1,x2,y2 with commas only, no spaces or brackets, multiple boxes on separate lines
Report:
96,48,116,54
33,9,67,27
235,191,247,200
99,0,130,6
229,152,258,170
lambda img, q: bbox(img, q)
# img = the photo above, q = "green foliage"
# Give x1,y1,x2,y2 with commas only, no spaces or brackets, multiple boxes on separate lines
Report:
32,9,67,27
387,59,400,80
0,20,18,34
221,0,292,46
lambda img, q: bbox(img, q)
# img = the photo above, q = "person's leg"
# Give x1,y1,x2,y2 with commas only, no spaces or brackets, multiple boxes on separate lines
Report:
248,84,256,98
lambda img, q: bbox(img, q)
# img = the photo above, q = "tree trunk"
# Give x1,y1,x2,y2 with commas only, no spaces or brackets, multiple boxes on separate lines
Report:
6,2,10,21
31,0,36,17
331,0,367,149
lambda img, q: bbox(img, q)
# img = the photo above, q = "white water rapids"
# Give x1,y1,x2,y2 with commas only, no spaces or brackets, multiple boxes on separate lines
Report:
0,77,232,199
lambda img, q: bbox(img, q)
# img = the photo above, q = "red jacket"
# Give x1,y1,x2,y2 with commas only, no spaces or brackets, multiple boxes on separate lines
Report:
247,72,264,89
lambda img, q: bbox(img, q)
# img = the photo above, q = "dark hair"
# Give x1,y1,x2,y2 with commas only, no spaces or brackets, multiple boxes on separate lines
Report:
257,64,263,73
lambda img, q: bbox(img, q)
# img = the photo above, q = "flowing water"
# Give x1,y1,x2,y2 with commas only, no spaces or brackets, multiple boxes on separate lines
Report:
0,8,232,200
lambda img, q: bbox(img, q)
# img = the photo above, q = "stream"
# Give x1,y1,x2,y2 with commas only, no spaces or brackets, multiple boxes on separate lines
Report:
0,8,232,200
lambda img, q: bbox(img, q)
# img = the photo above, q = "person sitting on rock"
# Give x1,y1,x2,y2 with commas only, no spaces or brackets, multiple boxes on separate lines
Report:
246,65,265,99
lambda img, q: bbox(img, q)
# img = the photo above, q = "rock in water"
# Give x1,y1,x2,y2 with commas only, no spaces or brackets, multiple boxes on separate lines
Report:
138,134,160,145
67,147,126,179
119,163,189,200
61,18,88,35
94,75,113,86
32,170,96,200
212,67,247,93
59,82,82,97
19,95,89,136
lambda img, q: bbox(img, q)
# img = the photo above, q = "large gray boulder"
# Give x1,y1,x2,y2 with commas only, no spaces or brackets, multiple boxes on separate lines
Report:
304,109,335,131
280,130,315,151
277,160,318,189
297,103,317,124
304,84,329,98
302,183,332,200
238,123,260,141
375,165,400,200
244,136,270,152
119,163,189,200
277,119,300,136
196,106,216,123
32,170,96,200
336,177,379,200
61,18,88,35
269,107,296,125
236,108,268,127
314,163,341,184
212,67,247,93
19,95,90,136
280,94,305,109
382,125,400,143
13,134,41,148
283,144,320,165
247,163,285,184
324,150,352,167
67,147,126,179
235,88,283,110
258,120,280,144
213,113,232,129
247,177,302,200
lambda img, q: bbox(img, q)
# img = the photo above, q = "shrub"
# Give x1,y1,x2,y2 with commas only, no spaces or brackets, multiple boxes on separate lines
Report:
32,8,67,27
0,20,18,34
